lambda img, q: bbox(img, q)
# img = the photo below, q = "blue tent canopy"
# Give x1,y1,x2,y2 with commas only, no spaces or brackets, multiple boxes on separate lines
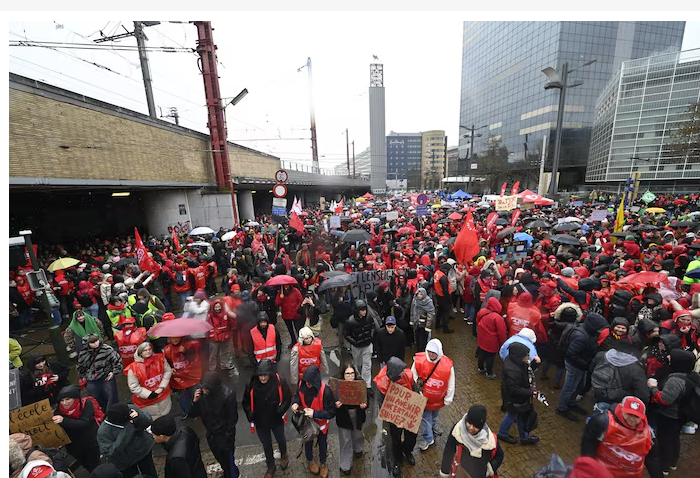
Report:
452,189,472,199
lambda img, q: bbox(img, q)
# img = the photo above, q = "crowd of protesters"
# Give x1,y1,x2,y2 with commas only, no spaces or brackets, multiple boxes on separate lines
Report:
8,189,700,478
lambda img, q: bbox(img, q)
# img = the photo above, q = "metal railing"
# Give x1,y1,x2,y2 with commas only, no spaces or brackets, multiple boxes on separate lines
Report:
280,160,370,181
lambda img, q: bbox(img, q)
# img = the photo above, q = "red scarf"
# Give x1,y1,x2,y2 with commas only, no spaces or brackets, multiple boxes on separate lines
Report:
59,398,82,418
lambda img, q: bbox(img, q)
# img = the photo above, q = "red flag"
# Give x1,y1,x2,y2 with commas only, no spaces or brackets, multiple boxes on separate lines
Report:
486,212,499,231
511,181,520,196
172,229,181,252
511,209,521,227
289,211,304,231
134,228,160,274
500,182,508,197
454,212,479,265
334,199,344,214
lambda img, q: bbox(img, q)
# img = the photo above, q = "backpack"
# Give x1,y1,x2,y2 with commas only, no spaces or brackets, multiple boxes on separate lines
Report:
174,272,187,287
591,359,625,403
82,396,105,425
77,291,93,308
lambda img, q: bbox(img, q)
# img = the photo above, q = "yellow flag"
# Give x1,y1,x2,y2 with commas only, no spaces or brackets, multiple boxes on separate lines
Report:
613,192,626,242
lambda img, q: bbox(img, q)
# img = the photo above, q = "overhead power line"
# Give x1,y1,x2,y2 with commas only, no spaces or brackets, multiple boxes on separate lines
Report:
9,40,195,53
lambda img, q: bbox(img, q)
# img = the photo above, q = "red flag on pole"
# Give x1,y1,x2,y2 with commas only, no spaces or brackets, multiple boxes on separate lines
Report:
486,212,499,231
511,181,520,196
289,211,304,231
135,228,160,274
511,209,521,227
334,199,344,214
454,212,479,265
172,229,181,252
500,182,508,197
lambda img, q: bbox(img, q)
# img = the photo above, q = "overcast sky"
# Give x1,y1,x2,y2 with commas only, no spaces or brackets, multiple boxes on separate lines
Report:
9,18,700,172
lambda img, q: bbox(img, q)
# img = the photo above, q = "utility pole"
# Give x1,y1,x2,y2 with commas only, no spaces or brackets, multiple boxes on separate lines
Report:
298,57,319,172
346,128,350,176
460,124,488,193
94,21,160,119
550,62,568,200
538,135,547,194
352,140,355,177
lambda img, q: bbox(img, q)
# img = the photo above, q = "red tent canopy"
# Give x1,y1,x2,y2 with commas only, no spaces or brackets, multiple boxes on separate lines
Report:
363,192,375,199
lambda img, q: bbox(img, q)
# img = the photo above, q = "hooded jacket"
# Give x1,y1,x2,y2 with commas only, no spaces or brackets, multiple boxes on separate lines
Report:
293,365,336,421
242,370,291,429
439,416,503,478
189,372,238,449
476,297,507,353
649,349,697,419
506,292,546,342
565,313,608,371
77,337,123,381
411,338,455,408
160,426,206,478
501,342,534,413
96,404,154,471
597,317,634,353
345,307,376,348
591,348,649,404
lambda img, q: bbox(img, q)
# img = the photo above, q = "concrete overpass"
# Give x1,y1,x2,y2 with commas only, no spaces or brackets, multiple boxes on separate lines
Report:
9,73,369,241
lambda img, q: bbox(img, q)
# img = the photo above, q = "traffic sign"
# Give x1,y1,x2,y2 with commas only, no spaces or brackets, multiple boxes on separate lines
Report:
273,184,287,198
272,206,287,216
272,197,288,207
275,169,289,183
416,204,429,216
417,194,428,205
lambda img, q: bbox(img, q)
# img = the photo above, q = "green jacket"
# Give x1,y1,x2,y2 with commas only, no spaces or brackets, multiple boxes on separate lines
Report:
97,405,154,470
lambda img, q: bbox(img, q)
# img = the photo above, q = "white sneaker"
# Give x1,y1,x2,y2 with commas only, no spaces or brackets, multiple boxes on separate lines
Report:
574,394,584,402
689,422,698,429
682,425,696,435
670,466,678,471
419,439,434,451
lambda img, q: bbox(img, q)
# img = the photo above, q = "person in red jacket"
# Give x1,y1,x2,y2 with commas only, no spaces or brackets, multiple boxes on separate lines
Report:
207,299,237,376
114,316,147,368
506,292,547,343
659,309,698,351
476,297,507,379
163,334,202,416
276,284,304,345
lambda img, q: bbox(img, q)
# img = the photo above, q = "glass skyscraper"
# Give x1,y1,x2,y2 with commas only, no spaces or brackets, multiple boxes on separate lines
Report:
386,132,423,189
587,49,700,193
458,21,685,191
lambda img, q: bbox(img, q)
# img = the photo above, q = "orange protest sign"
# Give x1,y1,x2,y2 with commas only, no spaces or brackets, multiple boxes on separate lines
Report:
329,378,367,406
9,399,71,448
377,382,427,434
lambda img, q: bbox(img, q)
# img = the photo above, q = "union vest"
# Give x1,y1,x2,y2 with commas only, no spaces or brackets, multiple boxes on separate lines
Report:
293,338,323,379
434,271,452,297
115,327,147,367
300,382,329,435
172,271,190,293
595,411,652,478
373,366,414,395
193,267,206,290
163,341,202,390
414,353,453,411
125,354,172,408
207,312,231,342
251,325,277,362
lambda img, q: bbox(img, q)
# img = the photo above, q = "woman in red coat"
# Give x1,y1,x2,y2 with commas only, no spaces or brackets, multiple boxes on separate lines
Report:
276,284,304,345
476,297,507,379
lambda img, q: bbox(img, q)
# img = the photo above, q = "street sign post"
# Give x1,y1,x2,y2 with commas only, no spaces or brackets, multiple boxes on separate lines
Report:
416,205,429,216
273,184,287,198
275,169,289,183
272,206,287,216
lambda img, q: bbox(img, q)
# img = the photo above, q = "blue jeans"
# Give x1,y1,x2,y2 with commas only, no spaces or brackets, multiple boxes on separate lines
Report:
541,360,565,382
557,360,586,411
420,409,440,444
464,303,476,322
51,309,62,326
19,308,35,326
498,411,528,440
593,402,612,414
87,377,119,412
86,303,100,319
177,384,198,415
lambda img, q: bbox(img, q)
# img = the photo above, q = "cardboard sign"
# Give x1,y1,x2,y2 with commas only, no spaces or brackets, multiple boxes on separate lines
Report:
9,399,71,447
378,381,427,434
350,269,395,299
495,240,528,262
386,211,399,221
495,195,518,211
329,216,341,229
329,378,367,405
590,210,608,221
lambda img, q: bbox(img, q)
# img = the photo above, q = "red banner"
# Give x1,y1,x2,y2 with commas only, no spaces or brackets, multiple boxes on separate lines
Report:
172,230,181,252
289,211,304,231
511,209,521,227
486,212,499,231
134,228,160,274
500,182,508,197
334,199,344,214
511,181,520,196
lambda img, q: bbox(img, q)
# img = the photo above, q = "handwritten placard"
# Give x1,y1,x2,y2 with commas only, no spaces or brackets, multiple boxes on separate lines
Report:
329,378,367,406
496,195,518,211
9,368,21,411
9,399,71,447
377,381,427,433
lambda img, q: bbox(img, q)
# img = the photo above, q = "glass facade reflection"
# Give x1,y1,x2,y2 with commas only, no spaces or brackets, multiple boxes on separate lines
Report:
587,49,700,192
387,132,423,189
459,21,685,191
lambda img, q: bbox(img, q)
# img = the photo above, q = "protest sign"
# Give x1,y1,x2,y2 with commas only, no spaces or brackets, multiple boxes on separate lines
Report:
378,382,427,434
9,399,71,447
350,269,395,299
495,195,517,211
590,210,608,221
386,211,399,221
572,200,583,207
416,205,429,216
329,378,367,405
329,216,341,229
641,190,657,203
495,240,528,262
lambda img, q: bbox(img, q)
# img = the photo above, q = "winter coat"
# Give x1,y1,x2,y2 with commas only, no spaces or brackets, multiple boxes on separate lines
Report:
335,401,366,430
77,337,123,381
499,335,538,361
565,313,608,371
375,327,407,364
182,300,210,339
275,287,303,321
54,387,100,456
20,358,70,406
161,426,206,478
64,313,106,355
591,349,650,405
293,365,337,421
345,312,376,348
189,374,238,449
97,405,154,471
476,297,507,353
439,420,503,478
501,343,534,413
650,350,697,419
126,347,173,419
242,373,292,429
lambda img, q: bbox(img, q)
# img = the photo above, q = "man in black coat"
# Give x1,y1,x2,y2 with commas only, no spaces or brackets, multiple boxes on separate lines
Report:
590,343,649,412
242,359,291,478
497,343,539,445
375,316,406,365
344,300,377,395
151,416,206,478
189,371,239,478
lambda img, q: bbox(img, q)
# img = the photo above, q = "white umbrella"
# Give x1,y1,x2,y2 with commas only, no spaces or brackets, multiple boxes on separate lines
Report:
220,231,236,241
368,217,380,223
246,221,260,227
189,226,215,235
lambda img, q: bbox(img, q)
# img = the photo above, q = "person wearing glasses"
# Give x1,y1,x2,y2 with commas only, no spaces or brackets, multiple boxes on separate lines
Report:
335,363,367,475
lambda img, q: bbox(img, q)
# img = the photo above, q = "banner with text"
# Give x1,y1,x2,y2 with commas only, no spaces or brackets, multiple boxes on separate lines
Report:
495,195,518,211
350,269,396,299
495,240,529,262
378,382,427,433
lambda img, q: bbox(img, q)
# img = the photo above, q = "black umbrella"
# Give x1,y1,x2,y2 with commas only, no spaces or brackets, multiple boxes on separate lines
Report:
630,224,661,232
114,257,137,268
526,220,551,229
669,221,700,228
497,210,511,216
317,273,355,292
611,232,635,238
341,229,373,243
477,204,491,210
551,234,581,246
494,218,509,225
444,237,457,245
304,225,316,230
340,216,353,222
438,219,452,224
320,270,349,279
496,227,517,239
553,222,581,232
689,244,700,251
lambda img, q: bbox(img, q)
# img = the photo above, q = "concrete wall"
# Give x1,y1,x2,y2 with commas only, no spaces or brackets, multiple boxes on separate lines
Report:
186,191,235,232
143,189,235,237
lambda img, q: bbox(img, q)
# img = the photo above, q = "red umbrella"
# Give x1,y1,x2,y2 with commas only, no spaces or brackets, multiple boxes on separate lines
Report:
265,275,298,287
617,272,669,285
147,317,213,337
398,226,415,234
448,212,463,220
673,199,687,205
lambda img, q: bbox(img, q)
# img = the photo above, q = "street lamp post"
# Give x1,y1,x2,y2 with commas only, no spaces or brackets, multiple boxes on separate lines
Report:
542,59,596,200
459,124,488,193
